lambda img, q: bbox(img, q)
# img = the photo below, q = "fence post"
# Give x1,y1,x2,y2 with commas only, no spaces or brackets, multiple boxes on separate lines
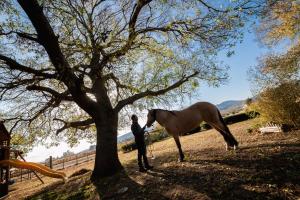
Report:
62,158,64,169
49,156,53,169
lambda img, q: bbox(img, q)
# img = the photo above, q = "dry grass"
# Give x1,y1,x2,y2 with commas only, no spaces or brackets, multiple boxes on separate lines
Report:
6,119,300,200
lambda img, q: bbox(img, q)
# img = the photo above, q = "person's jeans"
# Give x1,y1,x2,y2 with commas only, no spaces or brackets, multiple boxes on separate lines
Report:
137,142,150,168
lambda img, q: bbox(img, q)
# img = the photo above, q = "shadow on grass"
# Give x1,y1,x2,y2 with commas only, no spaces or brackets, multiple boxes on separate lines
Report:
26,141,299,200
122,141,300,200
92,170,169,200
239,142,300,151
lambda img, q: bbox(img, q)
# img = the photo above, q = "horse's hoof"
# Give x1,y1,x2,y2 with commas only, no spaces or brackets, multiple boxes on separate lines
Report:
225,144,238,151
178,158,184,162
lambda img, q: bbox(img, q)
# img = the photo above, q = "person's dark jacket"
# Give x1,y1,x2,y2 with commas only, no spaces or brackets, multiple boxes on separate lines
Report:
131,122,146,145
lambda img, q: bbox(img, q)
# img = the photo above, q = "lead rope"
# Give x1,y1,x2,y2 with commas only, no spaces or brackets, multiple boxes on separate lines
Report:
145,131,155,159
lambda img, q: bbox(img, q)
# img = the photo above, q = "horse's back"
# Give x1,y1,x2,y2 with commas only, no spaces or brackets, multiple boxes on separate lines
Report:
185,102,219,122
186,101,217,111
166,102,217,135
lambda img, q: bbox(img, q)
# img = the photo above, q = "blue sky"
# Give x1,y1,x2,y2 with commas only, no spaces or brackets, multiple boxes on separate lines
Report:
195,30,268,105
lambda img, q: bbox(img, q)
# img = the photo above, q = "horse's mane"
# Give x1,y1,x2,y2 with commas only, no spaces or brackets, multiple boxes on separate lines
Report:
154,109,177,117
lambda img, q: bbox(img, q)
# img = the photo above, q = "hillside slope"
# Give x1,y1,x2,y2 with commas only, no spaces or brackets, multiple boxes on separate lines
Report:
216,100,246,114
7,119,299,200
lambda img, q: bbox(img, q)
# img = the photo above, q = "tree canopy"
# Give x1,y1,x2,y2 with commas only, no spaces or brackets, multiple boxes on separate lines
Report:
251,0,300,89
257,0,300,44
249,0,300,127
0,1,265,156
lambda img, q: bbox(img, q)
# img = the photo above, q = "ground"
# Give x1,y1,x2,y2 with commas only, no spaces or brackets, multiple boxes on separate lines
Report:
6,119,300,200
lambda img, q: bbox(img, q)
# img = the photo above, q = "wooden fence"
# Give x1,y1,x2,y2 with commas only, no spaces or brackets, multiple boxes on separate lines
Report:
10,150,96,182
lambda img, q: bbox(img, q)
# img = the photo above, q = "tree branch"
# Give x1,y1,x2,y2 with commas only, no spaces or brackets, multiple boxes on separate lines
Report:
104,73,136,91
15,31,41,43
17,0,99,116
17,0,69,72
0,78,43,90
0,30,41,43
28,99,57,125
0,54,56,79
198,0,227,12
115,71,199,111
198,0,260,13
105,0,152,59
26,85,73,101
54,118,94,135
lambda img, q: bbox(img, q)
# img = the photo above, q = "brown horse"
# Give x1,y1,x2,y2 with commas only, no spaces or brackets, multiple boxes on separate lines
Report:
146,102,238,161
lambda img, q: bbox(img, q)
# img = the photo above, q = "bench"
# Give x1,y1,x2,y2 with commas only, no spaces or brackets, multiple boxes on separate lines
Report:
259,123,282,133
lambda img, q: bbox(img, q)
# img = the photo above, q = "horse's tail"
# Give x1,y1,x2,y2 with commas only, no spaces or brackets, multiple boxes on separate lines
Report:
217,110,238,147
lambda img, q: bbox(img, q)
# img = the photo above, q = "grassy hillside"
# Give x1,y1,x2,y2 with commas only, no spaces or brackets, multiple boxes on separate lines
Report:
7,119,300,200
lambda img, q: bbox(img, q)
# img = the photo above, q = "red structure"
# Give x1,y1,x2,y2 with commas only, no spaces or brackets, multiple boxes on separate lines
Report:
0,121,10,197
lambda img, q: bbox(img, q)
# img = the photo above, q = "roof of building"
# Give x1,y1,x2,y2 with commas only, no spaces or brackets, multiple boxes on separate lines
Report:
0,121,10,142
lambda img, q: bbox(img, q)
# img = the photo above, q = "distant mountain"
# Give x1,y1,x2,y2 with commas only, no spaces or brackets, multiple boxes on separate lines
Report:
118,132,133,143
216,100,246,114
217,100,245,110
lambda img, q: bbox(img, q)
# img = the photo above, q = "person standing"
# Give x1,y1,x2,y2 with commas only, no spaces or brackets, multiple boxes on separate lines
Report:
131,114,153,172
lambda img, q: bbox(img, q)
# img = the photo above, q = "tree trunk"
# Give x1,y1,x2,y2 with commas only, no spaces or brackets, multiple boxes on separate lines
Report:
91,112,123,180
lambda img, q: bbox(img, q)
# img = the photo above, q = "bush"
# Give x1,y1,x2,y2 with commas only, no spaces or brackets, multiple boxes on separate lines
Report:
223,112,254,124
246,122,262,133
246,111,260,119
182,126,202,135
145,130,169,143
120,141,137,153
250,82,300,128
200,122,212,131
246,128,253,133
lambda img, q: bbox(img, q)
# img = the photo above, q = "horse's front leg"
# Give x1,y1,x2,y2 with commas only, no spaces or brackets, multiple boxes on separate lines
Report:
173,134,185,162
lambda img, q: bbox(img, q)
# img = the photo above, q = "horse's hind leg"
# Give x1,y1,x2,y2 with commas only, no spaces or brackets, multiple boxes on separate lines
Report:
216,111,238,148
217,121,238,149
208,121,238,150
173,135,185,162
208,123,231,150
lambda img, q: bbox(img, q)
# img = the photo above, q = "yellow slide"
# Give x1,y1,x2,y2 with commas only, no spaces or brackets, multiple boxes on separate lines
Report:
0,159,66,180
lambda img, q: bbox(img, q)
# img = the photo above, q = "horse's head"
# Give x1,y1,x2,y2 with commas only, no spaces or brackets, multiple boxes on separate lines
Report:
146,109,156,127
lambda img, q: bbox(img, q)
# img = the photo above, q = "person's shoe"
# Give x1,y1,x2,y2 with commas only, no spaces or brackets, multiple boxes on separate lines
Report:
145,165,154,170
139,167,147,172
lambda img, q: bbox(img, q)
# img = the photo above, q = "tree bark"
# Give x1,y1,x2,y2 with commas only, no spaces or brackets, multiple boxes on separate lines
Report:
91,111,123,180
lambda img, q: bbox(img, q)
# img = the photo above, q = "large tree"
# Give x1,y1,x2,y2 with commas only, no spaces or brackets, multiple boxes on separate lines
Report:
0,0,259,180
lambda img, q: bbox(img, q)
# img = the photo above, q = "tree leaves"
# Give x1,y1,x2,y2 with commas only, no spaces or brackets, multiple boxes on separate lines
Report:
0,0,256,147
